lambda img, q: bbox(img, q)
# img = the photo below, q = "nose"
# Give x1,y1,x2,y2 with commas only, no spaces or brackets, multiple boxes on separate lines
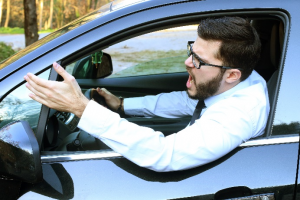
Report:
185,55,194,68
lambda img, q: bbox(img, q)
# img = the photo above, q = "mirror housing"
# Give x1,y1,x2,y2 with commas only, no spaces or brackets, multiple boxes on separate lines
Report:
72,51,113,79
0,121,42,183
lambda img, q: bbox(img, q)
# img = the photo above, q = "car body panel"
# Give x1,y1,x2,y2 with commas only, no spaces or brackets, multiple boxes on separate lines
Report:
0,0,293,78
0,0,188,74
18,142,298,199
0,0,299,199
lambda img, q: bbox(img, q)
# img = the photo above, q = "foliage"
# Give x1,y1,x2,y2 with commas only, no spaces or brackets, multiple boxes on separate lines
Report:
109,50,186,78
0,0,111,30
272,122,300,135
38,28,56,33
0,27,55,34
0,42,16,62
0,27,24,34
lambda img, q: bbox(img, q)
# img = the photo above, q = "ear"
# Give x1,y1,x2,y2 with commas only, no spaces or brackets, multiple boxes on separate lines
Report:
225,69,241,84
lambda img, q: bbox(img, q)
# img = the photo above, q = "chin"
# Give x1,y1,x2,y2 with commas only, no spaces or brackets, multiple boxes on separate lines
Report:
186,89,198,100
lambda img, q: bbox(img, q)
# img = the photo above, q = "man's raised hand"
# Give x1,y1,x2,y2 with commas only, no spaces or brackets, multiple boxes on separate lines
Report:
24,62,89,118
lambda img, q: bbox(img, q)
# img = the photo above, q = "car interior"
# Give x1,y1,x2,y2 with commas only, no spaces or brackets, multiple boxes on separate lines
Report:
0,16,284,152
36,16,284,152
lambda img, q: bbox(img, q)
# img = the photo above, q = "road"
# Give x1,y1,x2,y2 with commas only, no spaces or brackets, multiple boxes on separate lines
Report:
0,26,197,74
0,33,49,50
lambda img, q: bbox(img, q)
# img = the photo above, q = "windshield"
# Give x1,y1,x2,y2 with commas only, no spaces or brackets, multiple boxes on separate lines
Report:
0,1,112,70
111,0,148,11
0,0,149,71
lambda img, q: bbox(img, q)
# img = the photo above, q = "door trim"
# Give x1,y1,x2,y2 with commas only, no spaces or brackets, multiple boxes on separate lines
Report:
41,135,299,163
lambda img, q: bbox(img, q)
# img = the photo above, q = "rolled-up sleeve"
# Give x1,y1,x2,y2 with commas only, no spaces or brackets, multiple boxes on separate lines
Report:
78,83,268,172
124,91,197,118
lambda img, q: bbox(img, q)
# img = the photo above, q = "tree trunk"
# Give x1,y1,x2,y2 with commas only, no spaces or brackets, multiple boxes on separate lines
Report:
91,0,97,10
48,0,53,29
86,0,90,13
4,0,10,27
24,0,39,46
39,0,43,30
62,0,66,27
0,0,3,27
59,0,65,28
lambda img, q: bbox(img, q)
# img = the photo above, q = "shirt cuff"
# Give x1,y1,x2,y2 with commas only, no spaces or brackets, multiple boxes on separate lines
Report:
78,100,117,136
124,97,145,116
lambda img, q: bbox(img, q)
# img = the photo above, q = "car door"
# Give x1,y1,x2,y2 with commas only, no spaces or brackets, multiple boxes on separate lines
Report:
74,25,195,135
1,0,300,199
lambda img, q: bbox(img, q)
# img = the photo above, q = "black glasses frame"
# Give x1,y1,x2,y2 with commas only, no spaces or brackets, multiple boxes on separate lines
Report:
187,41,242,70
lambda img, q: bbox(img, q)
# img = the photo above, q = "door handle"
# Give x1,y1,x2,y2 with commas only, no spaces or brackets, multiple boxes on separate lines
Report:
214,186,274,200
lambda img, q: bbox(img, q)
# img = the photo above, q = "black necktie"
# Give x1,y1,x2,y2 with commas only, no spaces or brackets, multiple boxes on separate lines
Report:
190,100,205,125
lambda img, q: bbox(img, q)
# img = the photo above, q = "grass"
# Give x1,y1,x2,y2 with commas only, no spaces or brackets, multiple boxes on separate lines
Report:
110,56,186,77
0,42,16,62
109,50,187,78
0,27,55,34
38,28,56,33
0,27,24,34
272,122,300,135
111,50,186,63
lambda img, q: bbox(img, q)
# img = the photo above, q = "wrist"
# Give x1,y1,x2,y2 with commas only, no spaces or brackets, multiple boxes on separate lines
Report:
74,96,89,118
117,97,124,114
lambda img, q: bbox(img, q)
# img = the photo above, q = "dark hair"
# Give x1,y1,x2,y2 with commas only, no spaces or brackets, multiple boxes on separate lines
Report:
198,17,261,81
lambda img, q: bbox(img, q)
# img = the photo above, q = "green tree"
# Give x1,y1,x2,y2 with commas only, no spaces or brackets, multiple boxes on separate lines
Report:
0,0,112,31
4,0,10,27
48,0,53,29
23,0,39,46
38,0,43,30
0,0,3,26
0,42,15,62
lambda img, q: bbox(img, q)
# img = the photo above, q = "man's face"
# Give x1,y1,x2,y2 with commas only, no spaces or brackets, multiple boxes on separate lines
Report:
185,37,225,100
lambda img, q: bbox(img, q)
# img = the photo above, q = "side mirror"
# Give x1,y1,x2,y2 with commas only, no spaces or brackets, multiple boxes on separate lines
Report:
0,121,42,183
20,164,74,199
72,51,113,79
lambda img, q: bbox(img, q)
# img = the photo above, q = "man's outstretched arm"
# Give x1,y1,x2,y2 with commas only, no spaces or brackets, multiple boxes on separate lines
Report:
24,62,89,117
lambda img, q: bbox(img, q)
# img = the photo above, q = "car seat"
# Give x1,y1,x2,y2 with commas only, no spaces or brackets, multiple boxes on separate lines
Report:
252,19,284,137
252,20,283,81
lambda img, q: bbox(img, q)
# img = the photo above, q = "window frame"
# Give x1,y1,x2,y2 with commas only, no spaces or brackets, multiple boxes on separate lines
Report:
34,10,291,160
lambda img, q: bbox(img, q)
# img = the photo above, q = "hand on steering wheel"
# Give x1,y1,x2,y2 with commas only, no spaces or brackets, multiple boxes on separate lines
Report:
88,88,123,114
84,88,108,107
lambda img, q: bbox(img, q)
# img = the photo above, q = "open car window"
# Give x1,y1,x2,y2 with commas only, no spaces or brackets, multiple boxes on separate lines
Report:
41,16,287,154
0,70,50,134
64,25,197,80
105,25,197,78
53,25,198,151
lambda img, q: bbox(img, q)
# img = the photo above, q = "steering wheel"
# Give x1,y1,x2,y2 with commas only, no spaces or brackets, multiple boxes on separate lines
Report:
84,88,108,107
45,88,109,150
47,88,107,134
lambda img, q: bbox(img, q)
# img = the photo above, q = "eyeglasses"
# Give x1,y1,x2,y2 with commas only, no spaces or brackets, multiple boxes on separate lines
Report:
187,41,242,70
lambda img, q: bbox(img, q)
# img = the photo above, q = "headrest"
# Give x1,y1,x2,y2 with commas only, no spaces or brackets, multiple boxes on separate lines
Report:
270,21,284,68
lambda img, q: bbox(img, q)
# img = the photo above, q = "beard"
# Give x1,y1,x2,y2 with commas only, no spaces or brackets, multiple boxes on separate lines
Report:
187,70,225,100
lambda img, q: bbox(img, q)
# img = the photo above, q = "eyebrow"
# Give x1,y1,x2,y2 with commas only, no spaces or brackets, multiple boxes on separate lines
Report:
189,44,210,64
192,50,210,64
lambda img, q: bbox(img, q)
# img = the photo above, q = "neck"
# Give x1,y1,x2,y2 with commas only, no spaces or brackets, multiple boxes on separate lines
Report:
215,80,241,96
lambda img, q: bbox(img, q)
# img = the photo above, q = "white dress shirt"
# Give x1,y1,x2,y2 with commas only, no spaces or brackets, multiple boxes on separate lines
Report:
78,70,270,172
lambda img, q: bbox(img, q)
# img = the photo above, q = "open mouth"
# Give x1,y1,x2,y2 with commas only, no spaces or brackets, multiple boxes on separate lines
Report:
186,74,194,89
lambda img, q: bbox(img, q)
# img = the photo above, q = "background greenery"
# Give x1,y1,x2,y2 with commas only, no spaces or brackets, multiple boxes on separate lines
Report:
0,0,111,61
0,42,16,62
110,51,186,78
0,0,111,30
0,27,55,34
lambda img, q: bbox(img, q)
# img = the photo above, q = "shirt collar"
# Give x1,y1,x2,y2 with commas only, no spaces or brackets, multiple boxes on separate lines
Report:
204,71,254,108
